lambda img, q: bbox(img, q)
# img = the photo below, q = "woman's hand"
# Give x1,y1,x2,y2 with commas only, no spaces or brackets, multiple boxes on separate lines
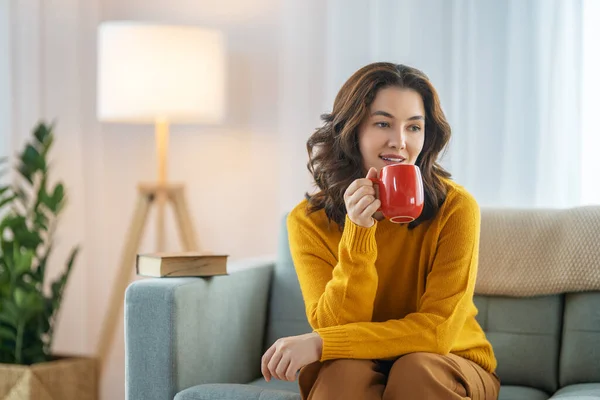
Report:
344,167,381,228
261,332,323,382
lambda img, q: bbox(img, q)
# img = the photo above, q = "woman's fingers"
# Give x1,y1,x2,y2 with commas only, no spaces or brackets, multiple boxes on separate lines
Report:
261,345,276,381
275,356,292,381
349,185,376,204
346,168,378,198
345,186,376,213
285,361,299,381
267,350,284,381
345,179,375,201
354,193,376,213
362,198,381,218
261,333,323,382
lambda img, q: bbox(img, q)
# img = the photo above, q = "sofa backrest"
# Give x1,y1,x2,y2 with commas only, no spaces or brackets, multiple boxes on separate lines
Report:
474,206,600,392
265,208,600,392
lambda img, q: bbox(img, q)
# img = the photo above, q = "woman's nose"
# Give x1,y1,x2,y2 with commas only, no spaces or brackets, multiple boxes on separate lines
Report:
389,130,406,149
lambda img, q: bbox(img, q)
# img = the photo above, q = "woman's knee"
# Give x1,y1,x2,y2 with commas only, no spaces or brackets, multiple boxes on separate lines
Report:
391,352,441,378
383,352,465,399
307,359,385,399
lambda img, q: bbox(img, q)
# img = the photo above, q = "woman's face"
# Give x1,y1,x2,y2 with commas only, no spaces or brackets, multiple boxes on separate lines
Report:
358,86,425,173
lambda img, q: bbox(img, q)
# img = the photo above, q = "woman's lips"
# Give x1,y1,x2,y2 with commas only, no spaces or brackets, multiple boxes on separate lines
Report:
379,155,406,165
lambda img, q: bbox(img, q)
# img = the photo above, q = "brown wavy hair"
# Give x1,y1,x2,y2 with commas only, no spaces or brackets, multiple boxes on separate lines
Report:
305,62,452,230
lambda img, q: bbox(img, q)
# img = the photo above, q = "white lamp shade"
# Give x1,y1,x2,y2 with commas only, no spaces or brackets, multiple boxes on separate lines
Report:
97,22,226,124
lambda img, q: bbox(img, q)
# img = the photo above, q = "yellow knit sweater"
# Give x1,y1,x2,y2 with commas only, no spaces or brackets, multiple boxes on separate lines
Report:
287,179,497,373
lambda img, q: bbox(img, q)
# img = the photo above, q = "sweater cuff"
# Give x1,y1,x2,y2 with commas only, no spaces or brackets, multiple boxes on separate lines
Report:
315,325,353,361
341,215,377,253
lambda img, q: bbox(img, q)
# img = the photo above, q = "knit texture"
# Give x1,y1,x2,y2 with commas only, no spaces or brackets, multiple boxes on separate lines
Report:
287,180,497,373
476,206,600,296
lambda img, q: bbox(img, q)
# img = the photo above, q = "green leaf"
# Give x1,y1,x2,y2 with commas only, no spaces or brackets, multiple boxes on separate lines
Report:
22,145,44,170
0,270,11,296
38,190,50,206
1,300,20,320
34,247,51,282
33,123,51,145
13,249,34,276
40,132,54,160
0,311,17,326
1,235,14,255
23,341,47,364
16,230,42,249
19,144,46,176
49,184,65,213
50,280,61,299
37,306,50,334
49,246,79,312
7,219,42,249
16,163,34,185
0,326,16,341
0,214,25,231
14,288,27,309
38,184,61,214
22,293,44,317
34,211,49,231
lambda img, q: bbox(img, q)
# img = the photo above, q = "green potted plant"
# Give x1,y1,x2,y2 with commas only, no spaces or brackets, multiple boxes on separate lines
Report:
0,122,97,399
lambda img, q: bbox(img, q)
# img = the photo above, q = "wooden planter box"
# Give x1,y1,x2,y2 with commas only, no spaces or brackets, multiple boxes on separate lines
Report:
0,356,97,400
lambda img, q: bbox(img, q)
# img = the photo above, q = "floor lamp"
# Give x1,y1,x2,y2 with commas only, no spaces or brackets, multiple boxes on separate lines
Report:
95,21,226,375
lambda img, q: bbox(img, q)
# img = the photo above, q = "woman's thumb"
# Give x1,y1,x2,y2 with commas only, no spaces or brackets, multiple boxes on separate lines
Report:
366,167,378,180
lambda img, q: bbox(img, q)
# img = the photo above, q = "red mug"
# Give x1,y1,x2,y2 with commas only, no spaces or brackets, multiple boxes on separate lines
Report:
369,164,424,223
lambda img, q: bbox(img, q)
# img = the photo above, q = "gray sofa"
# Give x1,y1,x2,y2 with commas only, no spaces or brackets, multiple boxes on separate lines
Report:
125,208,600,400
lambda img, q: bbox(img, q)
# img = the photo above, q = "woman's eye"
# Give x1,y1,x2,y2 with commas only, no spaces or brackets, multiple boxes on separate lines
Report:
409,125,422,132
375,122,390,128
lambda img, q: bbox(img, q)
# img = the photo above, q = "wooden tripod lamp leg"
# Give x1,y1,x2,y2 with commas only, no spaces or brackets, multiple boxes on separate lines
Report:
169,186,199,251
155,120,169,251
155,191,167,251
96,190,153,375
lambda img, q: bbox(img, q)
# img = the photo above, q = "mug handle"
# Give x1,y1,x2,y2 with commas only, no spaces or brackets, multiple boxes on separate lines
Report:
368,177,383,212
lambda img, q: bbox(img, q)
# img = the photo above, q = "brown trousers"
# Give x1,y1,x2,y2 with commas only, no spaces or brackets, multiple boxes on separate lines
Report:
298,352,500,400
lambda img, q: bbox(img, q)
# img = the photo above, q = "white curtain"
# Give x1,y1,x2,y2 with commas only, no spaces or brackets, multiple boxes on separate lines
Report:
0,0,10,162
581,0,600,206
280,0,586,210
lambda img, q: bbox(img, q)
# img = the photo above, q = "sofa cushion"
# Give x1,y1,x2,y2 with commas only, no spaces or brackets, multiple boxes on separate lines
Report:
474,295,562,394
499,386,550,400
249,378,301,394
559,293,600,387
177,381,559,400
174,383,300,400
550,383,600,399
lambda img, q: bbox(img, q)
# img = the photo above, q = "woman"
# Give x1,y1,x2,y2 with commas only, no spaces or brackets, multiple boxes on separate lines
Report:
261,62,500,399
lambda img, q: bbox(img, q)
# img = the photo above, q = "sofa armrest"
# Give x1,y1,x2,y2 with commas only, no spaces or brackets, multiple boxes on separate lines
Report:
124,257,275,400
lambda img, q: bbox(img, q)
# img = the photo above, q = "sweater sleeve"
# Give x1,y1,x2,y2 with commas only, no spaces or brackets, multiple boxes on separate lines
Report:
314,193,481,360
287,211,379,329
